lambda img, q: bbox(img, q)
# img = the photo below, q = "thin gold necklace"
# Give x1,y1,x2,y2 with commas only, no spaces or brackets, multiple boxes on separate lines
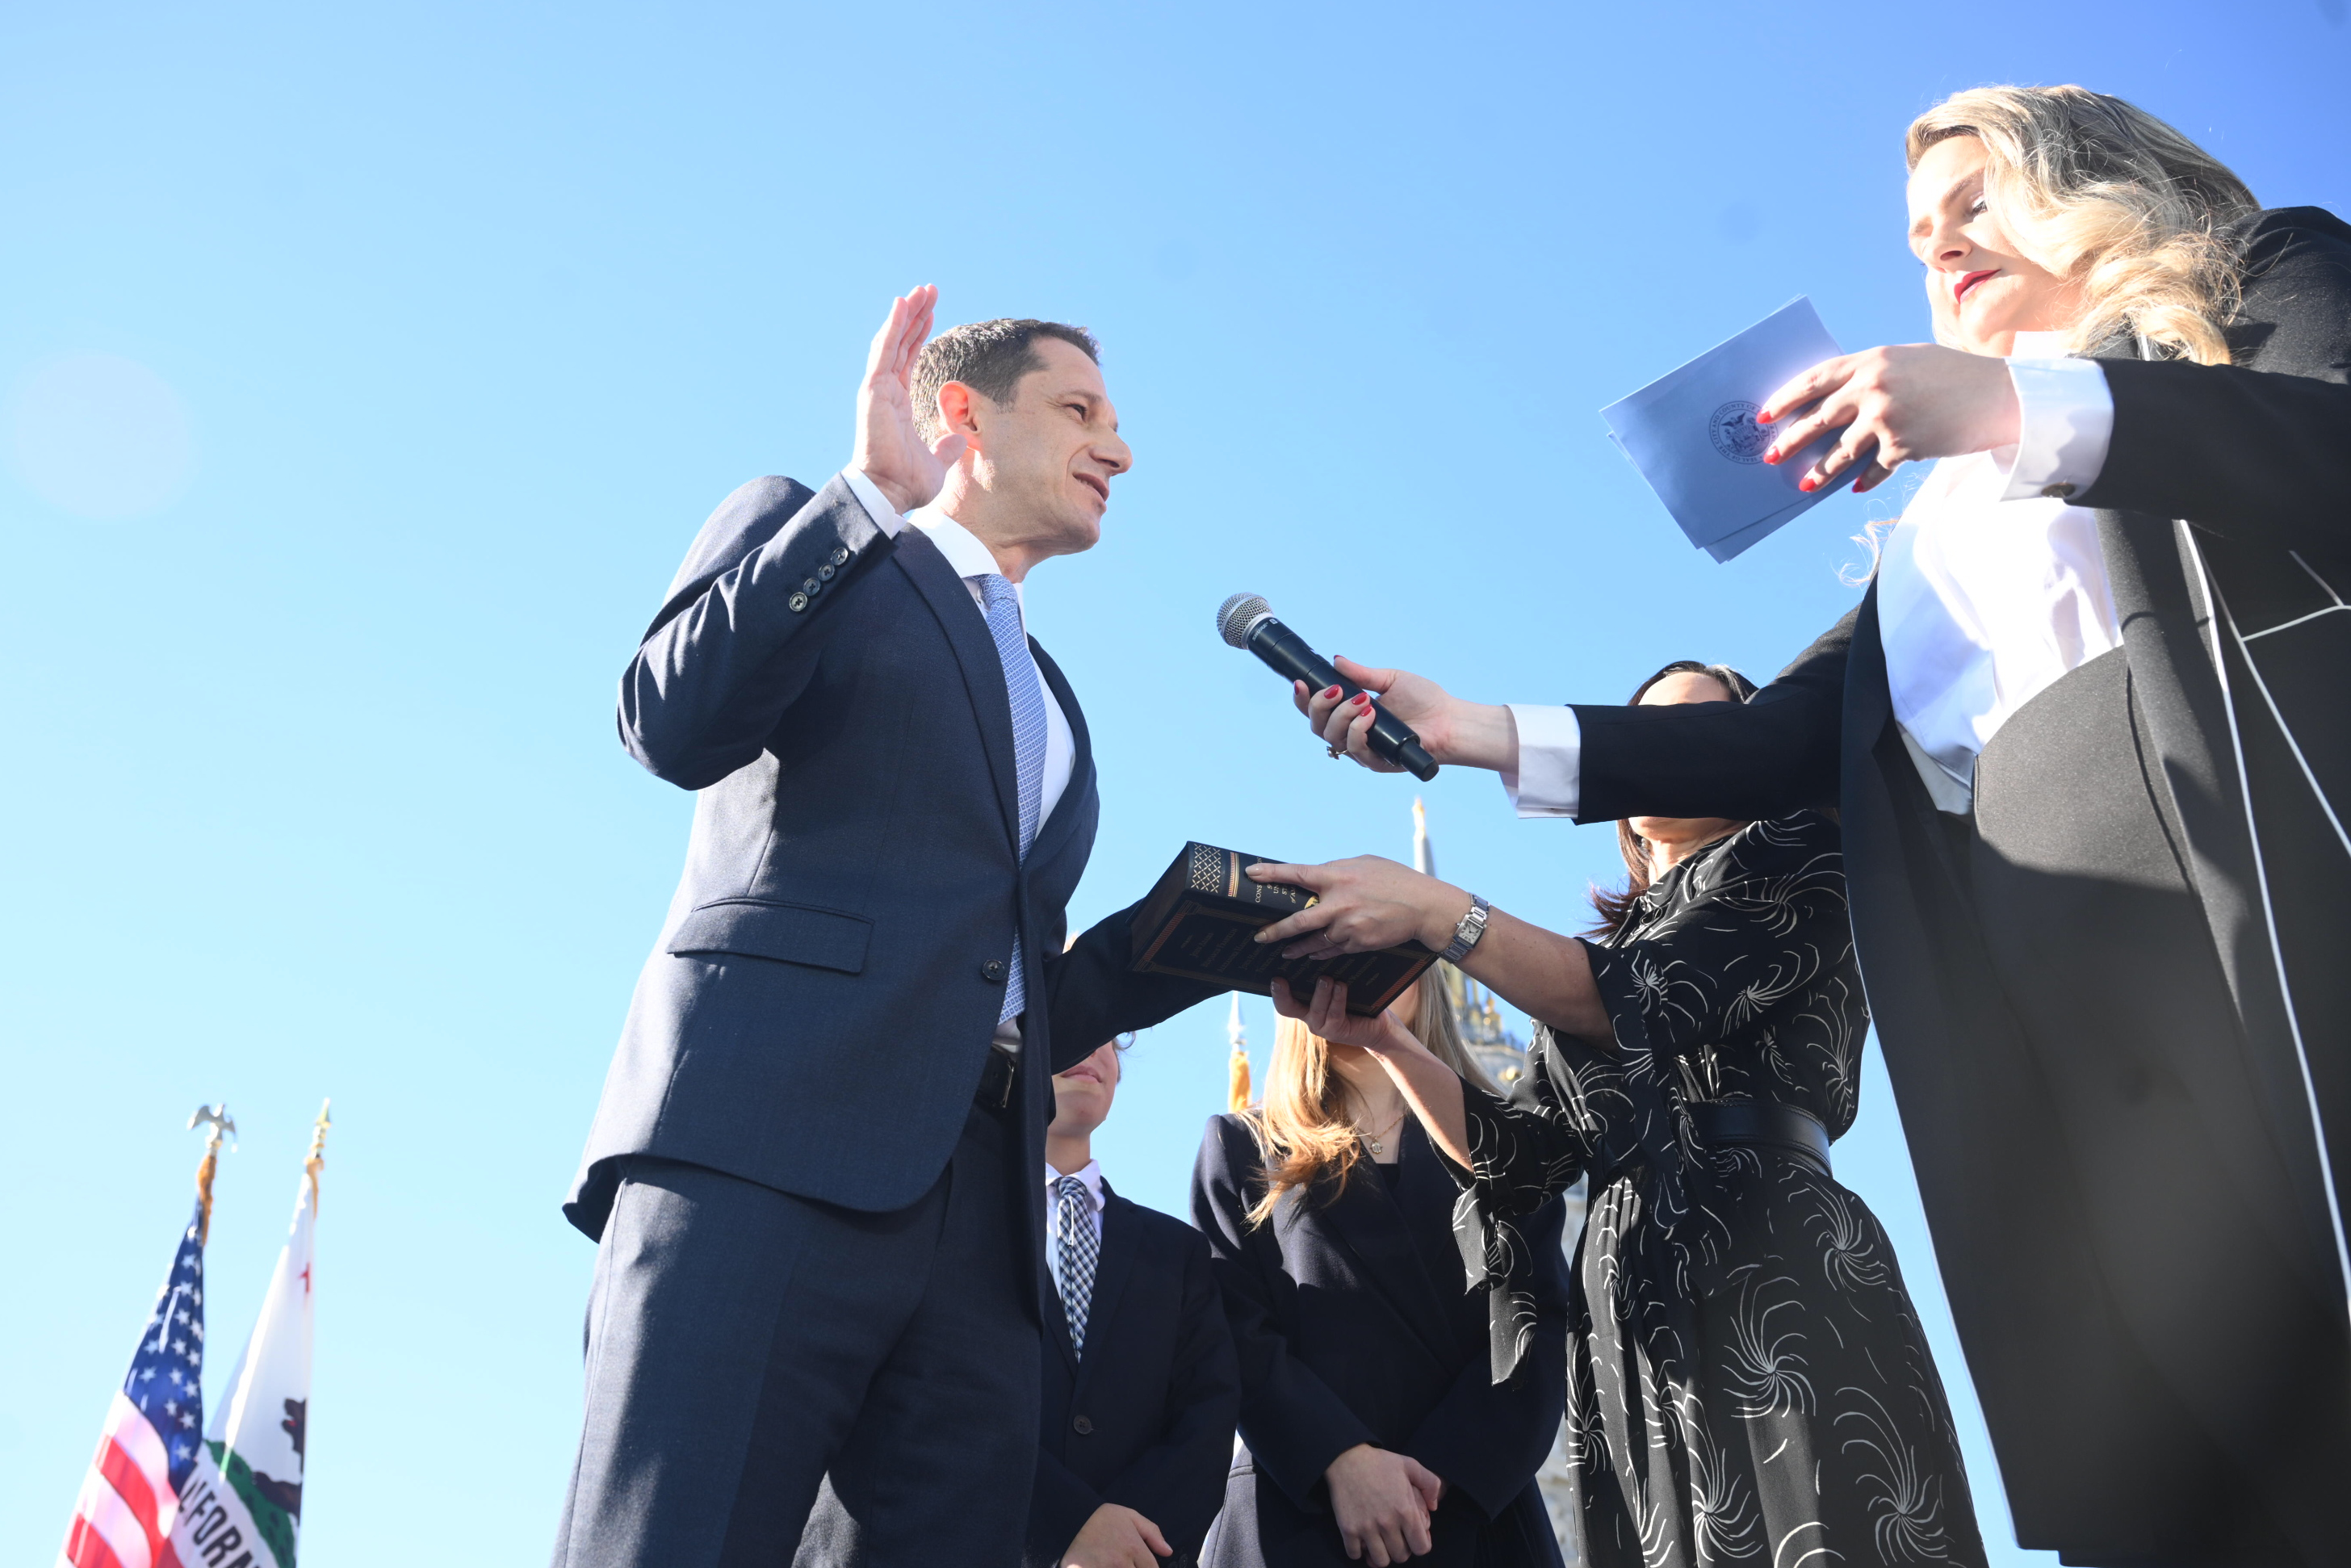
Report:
1356,1105,1407,1157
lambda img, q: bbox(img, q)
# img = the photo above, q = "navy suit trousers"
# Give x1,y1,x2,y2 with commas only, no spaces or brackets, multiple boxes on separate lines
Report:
551,1103,1037,1568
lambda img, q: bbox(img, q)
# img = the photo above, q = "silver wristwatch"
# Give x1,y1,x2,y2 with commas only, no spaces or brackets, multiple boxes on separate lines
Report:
1439,895,1490,964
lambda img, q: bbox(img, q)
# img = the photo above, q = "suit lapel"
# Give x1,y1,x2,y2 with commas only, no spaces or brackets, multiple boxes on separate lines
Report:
1848,580,1892,754
892,530,1021,855
1296,1126,1460,1366
1044,1271,1081,1373
1028,640,1095,869
1072,1188,1142,1394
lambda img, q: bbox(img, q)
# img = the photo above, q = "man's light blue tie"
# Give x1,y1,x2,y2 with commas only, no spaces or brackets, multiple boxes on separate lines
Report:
978,573,1046,1025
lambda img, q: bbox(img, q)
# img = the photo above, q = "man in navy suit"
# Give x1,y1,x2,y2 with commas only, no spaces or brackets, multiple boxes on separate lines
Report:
1032,1040,1240,1568
551,289,1217,1568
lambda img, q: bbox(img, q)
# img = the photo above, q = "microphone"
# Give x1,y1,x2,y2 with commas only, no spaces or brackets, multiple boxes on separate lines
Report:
1217,593,1439,782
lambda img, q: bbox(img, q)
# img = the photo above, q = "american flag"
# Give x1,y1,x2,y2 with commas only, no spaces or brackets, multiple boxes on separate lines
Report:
60,1198,209,1568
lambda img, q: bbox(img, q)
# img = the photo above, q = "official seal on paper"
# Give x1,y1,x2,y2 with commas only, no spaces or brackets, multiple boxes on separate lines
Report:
1708,399,1771,464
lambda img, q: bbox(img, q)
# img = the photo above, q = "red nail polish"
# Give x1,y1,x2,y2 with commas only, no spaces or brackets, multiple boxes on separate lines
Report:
1799,477,1817,493
1763,451,1779,464
1324,686,1341,698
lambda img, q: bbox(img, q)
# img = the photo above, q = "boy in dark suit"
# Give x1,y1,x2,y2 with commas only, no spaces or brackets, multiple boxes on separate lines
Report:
1033,1040,1241,1568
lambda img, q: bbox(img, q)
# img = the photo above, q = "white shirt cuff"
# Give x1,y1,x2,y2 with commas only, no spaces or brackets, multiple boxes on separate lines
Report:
2001,357,2114,502
1500,704,1580,820
840,467,907,538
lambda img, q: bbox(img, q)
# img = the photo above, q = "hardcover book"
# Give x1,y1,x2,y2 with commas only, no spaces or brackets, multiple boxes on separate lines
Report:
1129,842,1439,1016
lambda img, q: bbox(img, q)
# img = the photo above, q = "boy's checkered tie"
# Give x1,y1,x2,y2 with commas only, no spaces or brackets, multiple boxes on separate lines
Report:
1054,1174,1098,1356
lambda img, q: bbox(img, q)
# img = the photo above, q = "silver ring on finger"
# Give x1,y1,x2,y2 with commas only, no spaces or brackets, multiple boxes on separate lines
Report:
1327,744,1344,760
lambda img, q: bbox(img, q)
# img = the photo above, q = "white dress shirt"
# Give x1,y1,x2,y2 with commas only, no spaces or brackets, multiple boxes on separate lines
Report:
1877,337,2118,811
840,468,1077,827
1504,340,2118,819
1044,1158,1105,1302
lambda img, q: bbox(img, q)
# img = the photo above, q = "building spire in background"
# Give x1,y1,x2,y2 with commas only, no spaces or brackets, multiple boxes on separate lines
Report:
1411,799,1586,1541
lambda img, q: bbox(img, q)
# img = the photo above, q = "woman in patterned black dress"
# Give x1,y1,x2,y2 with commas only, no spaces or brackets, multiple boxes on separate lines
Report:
1251,661,1984,1567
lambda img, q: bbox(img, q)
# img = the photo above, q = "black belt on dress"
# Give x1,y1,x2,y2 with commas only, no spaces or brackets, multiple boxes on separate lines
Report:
1687,1100,1832,1178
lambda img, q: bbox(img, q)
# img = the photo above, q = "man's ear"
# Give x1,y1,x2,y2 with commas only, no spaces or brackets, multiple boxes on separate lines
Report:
936,380,985,442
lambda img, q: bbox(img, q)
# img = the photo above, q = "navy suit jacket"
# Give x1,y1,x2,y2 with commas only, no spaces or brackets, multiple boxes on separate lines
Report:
565,475,1213,1257
1191,1115,1568,1568
1028,1187,1242,1568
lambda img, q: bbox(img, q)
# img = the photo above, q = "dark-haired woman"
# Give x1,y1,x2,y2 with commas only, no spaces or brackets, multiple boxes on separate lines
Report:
1251,662,1982,1568
1191,971,1570,1568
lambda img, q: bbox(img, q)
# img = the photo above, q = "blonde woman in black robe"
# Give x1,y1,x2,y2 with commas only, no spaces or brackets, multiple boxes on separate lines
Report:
1286,87,2351,1563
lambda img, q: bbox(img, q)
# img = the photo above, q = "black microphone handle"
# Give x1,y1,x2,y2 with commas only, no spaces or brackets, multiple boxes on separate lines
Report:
1245,618,1440,782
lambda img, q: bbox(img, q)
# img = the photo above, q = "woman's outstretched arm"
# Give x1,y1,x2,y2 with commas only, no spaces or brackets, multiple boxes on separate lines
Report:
1248,858,1611,1042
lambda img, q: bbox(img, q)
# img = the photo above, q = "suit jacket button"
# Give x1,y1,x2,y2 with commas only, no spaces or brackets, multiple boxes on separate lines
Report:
832,546,852,566
1071,1415,1094,1436
982,958,1008,983
818,563,836,581
802,576,823,595
788,592,810,613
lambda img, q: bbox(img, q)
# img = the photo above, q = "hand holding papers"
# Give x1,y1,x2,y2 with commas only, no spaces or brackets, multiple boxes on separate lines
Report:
1600,298,1855,562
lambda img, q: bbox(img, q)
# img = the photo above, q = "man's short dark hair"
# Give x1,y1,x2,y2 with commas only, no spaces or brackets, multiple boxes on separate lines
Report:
911,318,1100,443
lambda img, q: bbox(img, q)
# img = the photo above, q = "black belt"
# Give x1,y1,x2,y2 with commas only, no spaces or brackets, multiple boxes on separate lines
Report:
1687,1100,1832,1177
974,1044,1019,1113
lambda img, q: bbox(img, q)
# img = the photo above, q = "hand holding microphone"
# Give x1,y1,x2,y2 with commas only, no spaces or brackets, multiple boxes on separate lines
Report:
1217,593,1523,778
1217,593,1443,781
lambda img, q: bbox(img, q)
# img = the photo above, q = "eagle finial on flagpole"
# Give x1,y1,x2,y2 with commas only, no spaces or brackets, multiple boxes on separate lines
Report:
1226,994,1252,1113
187,1103,236,1244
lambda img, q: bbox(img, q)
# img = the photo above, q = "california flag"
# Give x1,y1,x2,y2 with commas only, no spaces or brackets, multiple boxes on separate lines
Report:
167,1171,316,1568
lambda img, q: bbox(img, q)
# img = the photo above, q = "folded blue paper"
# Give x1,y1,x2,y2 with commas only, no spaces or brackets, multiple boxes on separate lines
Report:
1599,297,1855,562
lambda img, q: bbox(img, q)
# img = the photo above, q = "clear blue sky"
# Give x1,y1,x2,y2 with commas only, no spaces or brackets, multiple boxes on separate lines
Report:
5,3,2345,1561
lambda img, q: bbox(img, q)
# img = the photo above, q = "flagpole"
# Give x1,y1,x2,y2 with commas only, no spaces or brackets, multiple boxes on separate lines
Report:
187,1103,235,1244
1226,995,1251,1113
305,1097,332,1211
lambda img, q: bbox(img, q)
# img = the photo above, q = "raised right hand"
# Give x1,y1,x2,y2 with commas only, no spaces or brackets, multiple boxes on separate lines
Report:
1059,1502,1173,1568
1294,656,1515,774
1324,1443,1442,1565
851,285,969,515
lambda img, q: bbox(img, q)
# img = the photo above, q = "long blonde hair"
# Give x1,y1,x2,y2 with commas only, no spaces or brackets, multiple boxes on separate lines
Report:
1907,86,2257,365
1243,967,1496,1226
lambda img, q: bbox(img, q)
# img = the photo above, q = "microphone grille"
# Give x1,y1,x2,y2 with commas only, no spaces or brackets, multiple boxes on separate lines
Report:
1217,593,1272,648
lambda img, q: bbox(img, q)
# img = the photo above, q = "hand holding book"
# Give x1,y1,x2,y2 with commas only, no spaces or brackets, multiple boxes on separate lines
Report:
1242,856,1473,962
1125,843,1438,1015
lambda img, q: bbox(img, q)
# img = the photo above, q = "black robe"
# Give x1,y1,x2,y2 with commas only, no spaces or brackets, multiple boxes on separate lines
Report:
1565,208,2351,1565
